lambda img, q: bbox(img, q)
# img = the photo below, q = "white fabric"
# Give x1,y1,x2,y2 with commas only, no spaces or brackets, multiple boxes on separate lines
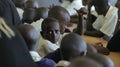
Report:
92,6,118,37
29,51,41,62
61,0,84,16
37,38,59,57
31,18,44,32
16,8,24,20
55,60,70,67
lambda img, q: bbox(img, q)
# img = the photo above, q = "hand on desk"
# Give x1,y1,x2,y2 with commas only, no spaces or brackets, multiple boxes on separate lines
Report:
93,43,110,55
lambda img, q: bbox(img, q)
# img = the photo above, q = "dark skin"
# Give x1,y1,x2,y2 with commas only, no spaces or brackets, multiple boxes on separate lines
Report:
69,57,103,67
41,18,60,44
24,0,39,9
73,7,88,35
87,53,114,67
34,7,49,21
17,24,39,51
60,33,87,61
115,0,120,34
22,8,36,23
49,6,85,35
48,6,71,34
12,0,27,9
85,0,110,37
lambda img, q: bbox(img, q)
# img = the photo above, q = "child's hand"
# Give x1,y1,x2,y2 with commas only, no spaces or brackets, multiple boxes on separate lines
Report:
74,8,88,16
0,17,15,39
93,43,110,55
88,0,94,10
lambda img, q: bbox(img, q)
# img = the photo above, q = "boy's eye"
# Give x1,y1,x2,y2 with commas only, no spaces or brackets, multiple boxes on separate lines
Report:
55,30,60,33
48,31,52,34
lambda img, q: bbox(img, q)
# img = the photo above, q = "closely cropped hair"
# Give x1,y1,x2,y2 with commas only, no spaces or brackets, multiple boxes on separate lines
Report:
41,17,59,31
48,6,70,20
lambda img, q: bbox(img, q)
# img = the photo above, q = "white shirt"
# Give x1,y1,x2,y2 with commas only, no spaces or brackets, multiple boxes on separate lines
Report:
55,60,70,67
31,18,44,32
37,38,59,57
92,6,118,38
61,0,84,16
29,51,41,62
16,8,24,20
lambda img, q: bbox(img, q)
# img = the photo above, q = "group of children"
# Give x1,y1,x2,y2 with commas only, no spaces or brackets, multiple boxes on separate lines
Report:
0,0,120,67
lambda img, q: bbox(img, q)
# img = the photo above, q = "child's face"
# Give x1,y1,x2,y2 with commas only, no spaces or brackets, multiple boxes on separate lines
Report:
43,22,60,43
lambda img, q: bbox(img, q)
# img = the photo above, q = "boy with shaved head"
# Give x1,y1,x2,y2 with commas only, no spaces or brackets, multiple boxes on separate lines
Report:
18,24,41,62
44,33,87,64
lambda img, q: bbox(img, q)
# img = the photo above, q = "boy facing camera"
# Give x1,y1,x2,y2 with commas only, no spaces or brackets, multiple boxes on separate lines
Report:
37,18,60,57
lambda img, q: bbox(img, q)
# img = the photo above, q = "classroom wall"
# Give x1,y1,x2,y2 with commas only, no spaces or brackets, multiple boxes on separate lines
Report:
36,0,61,7
109,0,117,6
36,0,117,7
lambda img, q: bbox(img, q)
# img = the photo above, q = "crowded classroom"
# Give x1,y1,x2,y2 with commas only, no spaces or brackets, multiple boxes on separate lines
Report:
0,0,120,67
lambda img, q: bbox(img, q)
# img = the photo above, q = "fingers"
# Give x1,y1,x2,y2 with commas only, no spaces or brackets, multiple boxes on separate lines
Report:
0,17,15,39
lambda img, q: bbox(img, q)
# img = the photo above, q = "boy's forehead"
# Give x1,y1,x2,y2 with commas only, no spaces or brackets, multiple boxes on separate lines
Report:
46,22,60,29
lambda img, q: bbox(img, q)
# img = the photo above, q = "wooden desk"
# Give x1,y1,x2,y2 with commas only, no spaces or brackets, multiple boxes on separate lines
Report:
82,35,120,67
108,52,120,67
82,35,108,47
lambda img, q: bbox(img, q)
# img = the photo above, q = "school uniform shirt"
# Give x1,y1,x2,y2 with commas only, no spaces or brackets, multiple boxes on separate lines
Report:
92,6,118,38
30,51,42,62
31,18,44,32
16,7,24,20
37,38,59,57
107,29,120,51
55,60,70,67
61,0,84,16
36,58,56,67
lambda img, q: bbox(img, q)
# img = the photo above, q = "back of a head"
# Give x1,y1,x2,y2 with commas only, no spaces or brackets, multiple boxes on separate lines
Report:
87,53,114,67
18,24,39,50
60,33,87,61
48,6,70,22
23,8,36,23
69,57,103,67
48,6,70,34
24,0,39,8
35,7,49,20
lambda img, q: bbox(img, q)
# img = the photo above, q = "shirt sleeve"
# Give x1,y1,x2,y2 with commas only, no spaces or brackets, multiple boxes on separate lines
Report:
61,0,84,16
100,7,118,37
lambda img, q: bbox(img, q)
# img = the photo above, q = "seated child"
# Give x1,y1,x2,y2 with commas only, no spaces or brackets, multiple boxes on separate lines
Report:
22,8,36,24
17,24,41,62
44,33,87,64
24,0,39,8
85,0,118,40
35,7,49,20
12,0,27,19
31,7,49,32
68,57,103,67
0,17,37,67
37,17,60,57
